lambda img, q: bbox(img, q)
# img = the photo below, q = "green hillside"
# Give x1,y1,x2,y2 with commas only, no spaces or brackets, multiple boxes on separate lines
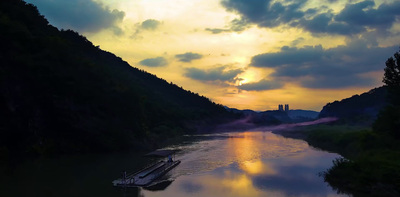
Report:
0,0,232,157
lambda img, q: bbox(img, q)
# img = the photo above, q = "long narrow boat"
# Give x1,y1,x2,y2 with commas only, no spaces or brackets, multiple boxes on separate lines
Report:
113,150,180,187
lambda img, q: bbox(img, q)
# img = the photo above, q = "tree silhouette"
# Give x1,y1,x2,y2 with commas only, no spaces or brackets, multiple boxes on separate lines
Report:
374,49,400,139
383,49,400,87
0,0,234,156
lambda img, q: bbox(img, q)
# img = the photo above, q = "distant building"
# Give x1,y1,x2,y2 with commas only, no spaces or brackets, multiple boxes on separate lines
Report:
278,104,283,111
285,104,289,112
278,104,289,112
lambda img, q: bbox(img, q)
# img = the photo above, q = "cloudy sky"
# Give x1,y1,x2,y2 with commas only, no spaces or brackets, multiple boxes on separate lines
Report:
26,0,400,111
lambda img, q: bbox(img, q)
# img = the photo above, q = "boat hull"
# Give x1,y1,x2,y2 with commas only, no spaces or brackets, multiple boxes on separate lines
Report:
113,160,180,187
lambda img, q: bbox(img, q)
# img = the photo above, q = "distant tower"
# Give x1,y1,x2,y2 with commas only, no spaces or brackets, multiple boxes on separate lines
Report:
278,104,283,111
285,104,289,112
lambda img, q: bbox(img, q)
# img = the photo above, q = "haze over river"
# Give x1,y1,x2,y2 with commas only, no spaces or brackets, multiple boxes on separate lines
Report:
0,131,347,197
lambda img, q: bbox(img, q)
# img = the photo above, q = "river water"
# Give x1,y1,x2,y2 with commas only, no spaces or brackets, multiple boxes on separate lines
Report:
0,131,347,197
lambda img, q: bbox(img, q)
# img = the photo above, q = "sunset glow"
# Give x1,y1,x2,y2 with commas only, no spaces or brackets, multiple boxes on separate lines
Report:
27,0,400,111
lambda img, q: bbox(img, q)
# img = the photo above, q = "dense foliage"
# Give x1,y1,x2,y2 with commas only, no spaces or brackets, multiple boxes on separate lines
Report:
298,124,400,197
277,49,400,196
383,50,400,88
374,49,400,139
319,87,388,125
308,50,400,196
0,0,233,157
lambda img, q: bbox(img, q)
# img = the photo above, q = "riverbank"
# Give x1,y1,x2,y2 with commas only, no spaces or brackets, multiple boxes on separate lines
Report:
1,130,344,197
273,124,400,197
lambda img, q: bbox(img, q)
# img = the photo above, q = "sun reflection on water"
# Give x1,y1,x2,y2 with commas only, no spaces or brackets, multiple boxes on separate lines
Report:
140,131,346,197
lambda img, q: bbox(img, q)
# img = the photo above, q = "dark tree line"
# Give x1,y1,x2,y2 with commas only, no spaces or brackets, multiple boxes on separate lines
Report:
0,0,235,157
383,50,400,87
320,49,400,197
373,49,400,139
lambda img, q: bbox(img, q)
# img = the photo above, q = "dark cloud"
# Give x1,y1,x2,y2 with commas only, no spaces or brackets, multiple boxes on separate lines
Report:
221,0,306,28
175,52,203,62
250,39,397,88
251,45,324,67
335,1,400,30
141,19,161,30
184,66,243,82
222,0,269,23
221,0,400,36
205,18,250,34
239,79,283,91
230,18,251,32
131,19,162,39
139,57,168,67
296,13,366,35
26,0,124,34
299,0,400,35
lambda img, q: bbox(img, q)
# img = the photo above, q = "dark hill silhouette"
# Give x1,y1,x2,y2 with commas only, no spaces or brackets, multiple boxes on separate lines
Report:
0,0,233,156
319,86,388,125
288,110,319,120
225,107,319,125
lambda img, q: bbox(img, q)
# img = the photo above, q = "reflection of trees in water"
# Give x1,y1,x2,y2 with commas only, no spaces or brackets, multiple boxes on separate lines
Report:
319,49,400,197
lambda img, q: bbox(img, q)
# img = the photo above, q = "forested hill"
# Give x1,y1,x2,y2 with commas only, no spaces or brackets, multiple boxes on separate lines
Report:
319,86,388,124
0,0,232,156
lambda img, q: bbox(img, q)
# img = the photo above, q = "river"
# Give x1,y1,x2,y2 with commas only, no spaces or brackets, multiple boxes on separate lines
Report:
0,131,348,197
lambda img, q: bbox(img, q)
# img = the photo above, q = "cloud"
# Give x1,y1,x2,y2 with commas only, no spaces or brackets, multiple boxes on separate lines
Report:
250,39,398,88
205,18,250,34
175,52,203,62
229,18,251,32
251,45,324,68
131,19,162,39
296,13,365,35
290,37,305,46
251,166,334,196
141,19,161,30
221,0,306,28
184,66,243,82
221,0,400,36
297,0,400,35
335,1,400,30
239,79,283,91
205,28,231,34
138,57,168,67
26,0,124,34
301,75,375,89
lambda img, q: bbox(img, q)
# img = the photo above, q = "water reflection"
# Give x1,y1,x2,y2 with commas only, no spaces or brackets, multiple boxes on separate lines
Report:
141,131,347,197
0,152,146,197
143,179,174,191
0,131,347,197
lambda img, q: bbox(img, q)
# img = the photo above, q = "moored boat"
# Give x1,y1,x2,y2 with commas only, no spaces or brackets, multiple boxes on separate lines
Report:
113,150,180,187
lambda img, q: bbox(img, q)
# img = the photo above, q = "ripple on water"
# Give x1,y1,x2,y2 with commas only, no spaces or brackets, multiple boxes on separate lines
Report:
141,131,346,197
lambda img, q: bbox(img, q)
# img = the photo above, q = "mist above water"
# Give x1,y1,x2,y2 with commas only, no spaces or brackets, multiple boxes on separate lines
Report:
216,116,338,132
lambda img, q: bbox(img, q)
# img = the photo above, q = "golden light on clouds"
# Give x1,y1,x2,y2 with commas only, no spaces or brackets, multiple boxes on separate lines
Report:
31,0,400,111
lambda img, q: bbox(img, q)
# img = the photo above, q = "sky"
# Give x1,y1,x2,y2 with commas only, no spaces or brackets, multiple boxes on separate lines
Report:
26,0,400,111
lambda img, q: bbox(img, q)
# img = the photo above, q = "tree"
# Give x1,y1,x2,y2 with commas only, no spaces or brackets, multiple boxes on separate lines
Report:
383,49,400,87
373,49,400,139
382,49,400,105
